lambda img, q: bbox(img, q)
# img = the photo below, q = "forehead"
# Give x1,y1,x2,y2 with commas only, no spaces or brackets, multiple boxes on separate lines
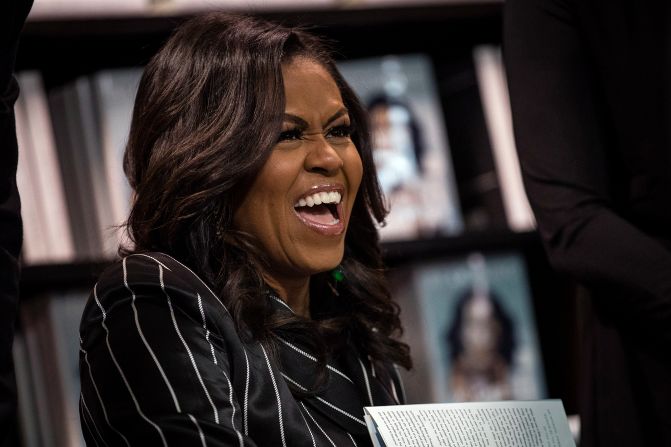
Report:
281,57,344,109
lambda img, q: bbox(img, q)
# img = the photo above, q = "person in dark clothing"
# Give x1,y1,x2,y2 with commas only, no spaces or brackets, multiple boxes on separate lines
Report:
79,13,410,446
504,0,671,445
0,1,34,445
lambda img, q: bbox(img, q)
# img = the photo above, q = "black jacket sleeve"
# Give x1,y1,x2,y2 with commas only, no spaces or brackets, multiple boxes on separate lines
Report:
504,0,671,344
79,256,259,446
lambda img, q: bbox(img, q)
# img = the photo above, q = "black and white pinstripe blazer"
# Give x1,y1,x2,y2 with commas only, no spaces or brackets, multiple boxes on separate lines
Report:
78,252,406,446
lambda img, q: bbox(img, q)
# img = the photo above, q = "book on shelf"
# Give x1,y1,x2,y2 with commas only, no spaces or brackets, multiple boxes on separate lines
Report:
49,83,104,260
473,45,536,232
16,72,76,264
152,0,334,14
438,55,509,232
338,54,464,242
364,400,576,447
91,67,142,245
390,251,546,405
28,0,148,20
15,69,141,264
15,94,49,265
73,76,119,257
12,334,41,447
18,292,88,447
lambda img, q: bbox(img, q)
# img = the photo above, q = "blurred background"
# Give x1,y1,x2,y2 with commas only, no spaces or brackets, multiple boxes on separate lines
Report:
13,0,581,445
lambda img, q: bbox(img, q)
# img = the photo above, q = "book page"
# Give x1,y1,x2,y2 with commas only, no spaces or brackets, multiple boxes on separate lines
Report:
365,400,575,447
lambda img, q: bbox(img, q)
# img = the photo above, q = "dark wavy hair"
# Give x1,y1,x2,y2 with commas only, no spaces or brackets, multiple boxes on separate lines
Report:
367,94,425,174
446,288,516,365
121,12,411,390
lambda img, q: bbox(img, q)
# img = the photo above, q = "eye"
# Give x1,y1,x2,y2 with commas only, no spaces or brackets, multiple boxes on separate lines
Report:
326,124,354,139
278,128,303,142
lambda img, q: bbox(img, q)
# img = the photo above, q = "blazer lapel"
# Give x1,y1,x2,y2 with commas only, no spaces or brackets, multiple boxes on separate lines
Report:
267,293,398,436
277,336,370,436
267,293,370,435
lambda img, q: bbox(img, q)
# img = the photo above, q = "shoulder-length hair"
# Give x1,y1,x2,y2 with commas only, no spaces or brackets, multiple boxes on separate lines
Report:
446,288,516,365
122,12,411,387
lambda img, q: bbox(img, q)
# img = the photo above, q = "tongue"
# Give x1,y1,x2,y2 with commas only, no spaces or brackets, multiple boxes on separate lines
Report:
296,204,335,225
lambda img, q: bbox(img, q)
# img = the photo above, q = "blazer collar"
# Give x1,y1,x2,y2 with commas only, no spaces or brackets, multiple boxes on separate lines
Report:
268,293,397,436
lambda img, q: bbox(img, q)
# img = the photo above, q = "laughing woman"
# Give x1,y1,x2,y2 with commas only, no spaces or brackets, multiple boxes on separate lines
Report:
78,12,411,447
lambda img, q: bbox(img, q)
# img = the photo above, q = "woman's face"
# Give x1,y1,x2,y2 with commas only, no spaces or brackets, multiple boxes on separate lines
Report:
233,57,363,281
460,295,500,354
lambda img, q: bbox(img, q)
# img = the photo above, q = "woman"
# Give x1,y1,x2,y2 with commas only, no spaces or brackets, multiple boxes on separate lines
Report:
505,0,671,444
78,12,411,447
367,94,427,239
446,287,515,402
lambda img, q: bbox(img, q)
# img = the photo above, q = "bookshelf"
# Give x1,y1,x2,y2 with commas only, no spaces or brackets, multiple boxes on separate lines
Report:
13,1,580,444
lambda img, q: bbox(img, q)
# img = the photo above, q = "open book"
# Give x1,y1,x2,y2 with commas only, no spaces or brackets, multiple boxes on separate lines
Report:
365,400,575,447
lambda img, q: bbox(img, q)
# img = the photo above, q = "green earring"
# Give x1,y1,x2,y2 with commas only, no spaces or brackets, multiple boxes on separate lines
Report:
330,265,345,283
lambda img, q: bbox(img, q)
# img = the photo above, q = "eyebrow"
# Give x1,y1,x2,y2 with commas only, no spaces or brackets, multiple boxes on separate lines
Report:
283,107,349,128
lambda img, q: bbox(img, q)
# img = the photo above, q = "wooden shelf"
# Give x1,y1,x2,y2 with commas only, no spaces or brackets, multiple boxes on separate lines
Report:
382,229,540,266
20,259,112,296
17,2,503,80
20,229,540,292
22,2,503,34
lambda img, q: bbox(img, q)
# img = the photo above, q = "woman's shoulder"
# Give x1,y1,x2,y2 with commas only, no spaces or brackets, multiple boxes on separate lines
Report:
97,251,203,286
93,251,227,314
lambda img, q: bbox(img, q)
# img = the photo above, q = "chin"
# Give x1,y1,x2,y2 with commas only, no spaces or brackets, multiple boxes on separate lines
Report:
301,249,344,275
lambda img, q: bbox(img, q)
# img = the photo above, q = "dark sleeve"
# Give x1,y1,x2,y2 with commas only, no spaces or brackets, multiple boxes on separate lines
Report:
504,0,671,343
0,1,33,444
79,256,258,446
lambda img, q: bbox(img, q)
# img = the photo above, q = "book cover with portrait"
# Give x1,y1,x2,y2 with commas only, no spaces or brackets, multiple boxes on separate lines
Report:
391,252,546,404
337,54,463,241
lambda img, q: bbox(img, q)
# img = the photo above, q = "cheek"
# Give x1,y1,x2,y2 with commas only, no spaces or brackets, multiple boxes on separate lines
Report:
233,154,296,240
347,149,364,197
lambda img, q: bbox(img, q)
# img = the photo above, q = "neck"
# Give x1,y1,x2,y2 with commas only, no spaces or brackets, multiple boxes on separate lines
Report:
263,273,311,318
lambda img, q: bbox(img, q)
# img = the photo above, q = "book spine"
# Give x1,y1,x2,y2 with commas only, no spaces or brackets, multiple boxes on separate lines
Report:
15,84,49,264
19,72,77,263
473,46,536,232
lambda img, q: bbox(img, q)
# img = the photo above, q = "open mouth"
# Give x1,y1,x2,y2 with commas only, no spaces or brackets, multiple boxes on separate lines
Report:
293,189,344,234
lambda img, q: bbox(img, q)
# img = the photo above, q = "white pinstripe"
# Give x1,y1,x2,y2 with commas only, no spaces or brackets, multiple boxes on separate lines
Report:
280,374,366,426
155,253,230,315
243,348,250,436
126,253,171,271
191,279,243,445
269,295,294,313
298,404,317,447
315,398,366,427
160,266,220,425
260,344,287,447
220,368,244,447
358,358,374,406
187,414,207,447
393,364,407,404
368,356,376,378
389,379,400,405
124,259,182,412
277,337,354,384
80,414,99,447
300,402,336,447
80,396,103,447
279,373,307,391
347,432,358,447
93,285,168,446
196,293,218,365
80,338,131,447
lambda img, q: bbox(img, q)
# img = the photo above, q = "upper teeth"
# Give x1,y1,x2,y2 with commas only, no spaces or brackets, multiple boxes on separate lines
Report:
295,191,342,208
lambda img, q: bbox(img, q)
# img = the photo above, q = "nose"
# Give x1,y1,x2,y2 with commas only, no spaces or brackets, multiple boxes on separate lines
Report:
304,136,344,176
